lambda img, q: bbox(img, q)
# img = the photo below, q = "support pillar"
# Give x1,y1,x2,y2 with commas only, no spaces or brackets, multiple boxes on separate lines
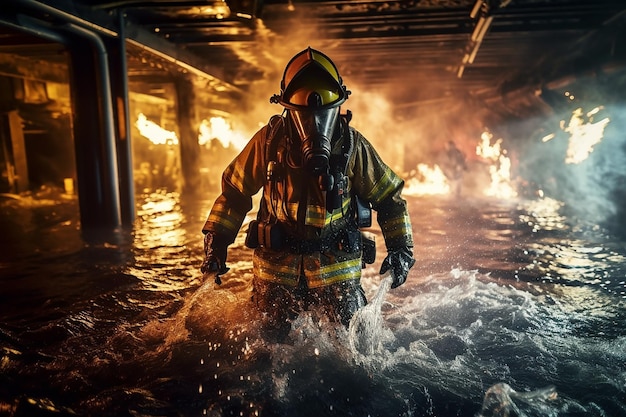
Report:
175,76,202,195
0,111,29,193
105,14,135,226
67,30,121,229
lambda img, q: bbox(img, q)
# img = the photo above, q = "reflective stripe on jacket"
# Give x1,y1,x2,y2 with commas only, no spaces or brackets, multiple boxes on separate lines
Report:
202,116,413,287
253,248,362,289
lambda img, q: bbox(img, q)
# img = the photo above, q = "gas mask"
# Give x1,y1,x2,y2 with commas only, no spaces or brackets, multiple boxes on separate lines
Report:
288,98,340,178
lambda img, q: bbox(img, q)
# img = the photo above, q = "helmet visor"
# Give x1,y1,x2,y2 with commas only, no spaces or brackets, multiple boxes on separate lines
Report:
282,75,346,110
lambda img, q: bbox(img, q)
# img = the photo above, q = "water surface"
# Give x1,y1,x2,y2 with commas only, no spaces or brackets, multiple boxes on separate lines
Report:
1,189,625,416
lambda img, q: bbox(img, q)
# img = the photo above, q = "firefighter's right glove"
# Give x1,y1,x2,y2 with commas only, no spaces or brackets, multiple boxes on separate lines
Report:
200,232,229,283
380,246,416,289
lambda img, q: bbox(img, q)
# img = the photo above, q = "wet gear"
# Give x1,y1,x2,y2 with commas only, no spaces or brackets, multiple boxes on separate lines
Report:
202,113,414,289
200,231,229,283
253,276,367,341
380,246,416,289
202,48,414,329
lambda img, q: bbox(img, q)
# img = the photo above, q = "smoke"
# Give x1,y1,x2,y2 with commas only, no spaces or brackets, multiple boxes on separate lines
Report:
510,101,626,235
224,18,479,172
219,25,626,232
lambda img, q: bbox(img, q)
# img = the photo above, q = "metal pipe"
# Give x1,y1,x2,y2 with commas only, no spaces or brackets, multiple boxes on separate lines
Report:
6,13,123,228
64,22,122,227
470,0,483,19
471,16,486,42
11,0,117,37
117,9,136,225
10,0,239,91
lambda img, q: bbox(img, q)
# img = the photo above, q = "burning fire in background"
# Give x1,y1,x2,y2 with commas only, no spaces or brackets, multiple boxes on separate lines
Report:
198,117,248,150
135,113,179,146
517,98,621,232
475,131,517,199
133,85,622,234
542,106,611,165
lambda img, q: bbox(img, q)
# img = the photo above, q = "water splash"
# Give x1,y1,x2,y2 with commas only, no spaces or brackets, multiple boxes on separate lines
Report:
348,273,392,356
478,383,559,417
140,272,238,349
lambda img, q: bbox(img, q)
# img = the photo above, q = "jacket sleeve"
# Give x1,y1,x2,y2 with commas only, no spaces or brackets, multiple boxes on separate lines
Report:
201,125,268,244
349,129,414,249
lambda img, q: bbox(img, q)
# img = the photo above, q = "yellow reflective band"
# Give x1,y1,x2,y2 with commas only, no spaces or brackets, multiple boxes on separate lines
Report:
325,197,352,223
207,203,244,233
304,197,351,227
253,251,361,288
306,257,362,288
226,163,247,194
253,253,301,286
380,213,412,239
305,204,326,228
367,167,402,204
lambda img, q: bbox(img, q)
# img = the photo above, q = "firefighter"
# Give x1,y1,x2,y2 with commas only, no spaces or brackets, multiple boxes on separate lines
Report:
201,47,415,340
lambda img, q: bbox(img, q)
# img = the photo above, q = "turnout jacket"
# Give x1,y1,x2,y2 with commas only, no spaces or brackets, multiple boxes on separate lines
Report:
202,115,413,288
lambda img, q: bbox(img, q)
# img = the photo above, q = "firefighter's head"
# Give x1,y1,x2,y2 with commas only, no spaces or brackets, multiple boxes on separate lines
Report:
271,47,350,176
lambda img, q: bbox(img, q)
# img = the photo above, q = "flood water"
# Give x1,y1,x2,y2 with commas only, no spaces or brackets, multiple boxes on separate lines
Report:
1,188,625,417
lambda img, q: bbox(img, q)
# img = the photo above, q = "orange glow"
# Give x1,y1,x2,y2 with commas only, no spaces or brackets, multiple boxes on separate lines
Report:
198,117,248,151
404,163,451,196
476,131,517,199
135,113,179,145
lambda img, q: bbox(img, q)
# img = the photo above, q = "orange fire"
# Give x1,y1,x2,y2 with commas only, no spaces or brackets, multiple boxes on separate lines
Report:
561,107,610,164
476,131,517,199
542,106,610,164
135,113,179,145
198,117,248,150
404,163,451,196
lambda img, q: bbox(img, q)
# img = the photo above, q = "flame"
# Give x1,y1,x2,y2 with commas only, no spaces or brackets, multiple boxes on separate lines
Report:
404,163,451,196
476,131,517,199
198,117,248,151
135,113,179,145
561,107,610,164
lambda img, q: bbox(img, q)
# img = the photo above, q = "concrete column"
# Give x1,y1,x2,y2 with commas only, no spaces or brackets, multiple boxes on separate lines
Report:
104,29,135,226
174,76,202,195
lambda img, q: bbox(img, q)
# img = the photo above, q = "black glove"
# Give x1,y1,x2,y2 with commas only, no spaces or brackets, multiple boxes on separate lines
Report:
200,232,229,284
380,246,416,289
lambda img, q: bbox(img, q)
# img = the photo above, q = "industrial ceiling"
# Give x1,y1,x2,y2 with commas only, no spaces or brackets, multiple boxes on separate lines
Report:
2,0,626,121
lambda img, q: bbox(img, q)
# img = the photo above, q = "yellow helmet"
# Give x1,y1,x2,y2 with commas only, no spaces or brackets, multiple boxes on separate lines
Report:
270,47,350,109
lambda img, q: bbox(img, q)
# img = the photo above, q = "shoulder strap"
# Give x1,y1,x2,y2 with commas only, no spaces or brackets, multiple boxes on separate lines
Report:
265,114,285,183
258,115,285,222
333,111,354,176
266,114,284,165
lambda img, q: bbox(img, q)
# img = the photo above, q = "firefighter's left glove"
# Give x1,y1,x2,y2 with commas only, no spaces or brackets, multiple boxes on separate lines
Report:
380,246,416,289
201,232,230,284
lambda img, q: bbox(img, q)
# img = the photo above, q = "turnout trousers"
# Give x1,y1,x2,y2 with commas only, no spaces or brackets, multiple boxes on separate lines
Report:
252,275,367,341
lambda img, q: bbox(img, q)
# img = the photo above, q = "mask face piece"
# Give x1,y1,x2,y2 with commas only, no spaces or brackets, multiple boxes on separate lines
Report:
289,106,339,176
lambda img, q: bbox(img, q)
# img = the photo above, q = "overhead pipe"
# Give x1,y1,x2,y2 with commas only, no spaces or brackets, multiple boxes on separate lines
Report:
10,0,240,91
468,15,493,64
11,0,117,37
470,0,483,19
64,22,123,228
459,0,500,77
14,12,122,228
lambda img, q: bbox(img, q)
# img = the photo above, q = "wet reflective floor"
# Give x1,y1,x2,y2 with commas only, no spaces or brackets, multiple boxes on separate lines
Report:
1,189,625,416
